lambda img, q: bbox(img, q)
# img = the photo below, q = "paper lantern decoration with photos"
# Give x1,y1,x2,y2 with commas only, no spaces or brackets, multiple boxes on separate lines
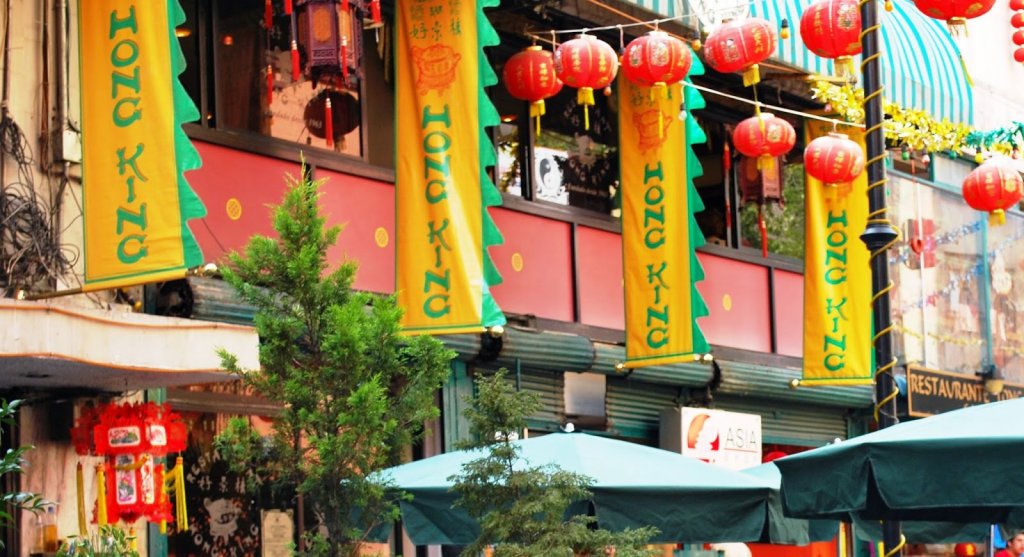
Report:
502,46,564,133
554,34,619,129
800,0,862,78
961,158,1023,225
804,132,865,185
621,30,693,95
702,18,777,86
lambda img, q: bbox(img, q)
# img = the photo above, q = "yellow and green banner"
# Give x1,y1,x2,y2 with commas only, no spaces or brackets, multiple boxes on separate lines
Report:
395,0,505,334
802,121,872,385
619,62,709,367
79,0,204,292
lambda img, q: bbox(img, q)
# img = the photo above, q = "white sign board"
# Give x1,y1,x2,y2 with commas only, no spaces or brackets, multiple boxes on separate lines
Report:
670,407,762,469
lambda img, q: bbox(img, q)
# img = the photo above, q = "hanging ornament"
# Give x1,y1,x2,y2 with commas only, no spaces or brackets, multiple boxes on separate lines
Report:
804,132,865,185
738,155,785,257
304,89,360,147
732,113,797,170
1015,47,1024,63
502,46,564,135
912,0,996,35
780,19,791,39
800,0,863,79
961,158,1023,225
554,34,619,130
1013,11,1024,27
702,18,777,87
1012,0,1024,9
621,30,693,98
1014,30,1024,45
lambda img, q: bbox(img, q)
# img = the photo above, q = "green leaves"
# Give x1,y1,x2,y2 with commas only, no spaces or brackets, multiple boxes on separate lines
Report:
216,162,454,556
1,399,46,552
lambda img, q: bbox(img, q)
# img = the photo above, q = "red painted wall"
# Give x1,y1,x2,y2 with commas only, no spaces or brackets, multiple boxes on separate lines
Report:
696,253,773,353
577,226,624,330
489,208,574,322
773,270,804,358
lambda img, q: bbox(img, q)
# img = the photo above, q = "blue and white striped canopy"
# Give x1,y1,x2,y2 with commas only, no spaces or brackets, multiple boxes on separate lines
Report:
624,0,974,124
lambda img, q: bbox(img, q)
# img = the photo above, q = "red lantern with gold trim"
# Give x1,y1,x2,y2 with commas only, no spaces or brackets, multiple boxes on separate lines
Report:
732,113,797,168
621,30,693,96
804,132,865,185
962,158,1023,225
800,0,862,78
702,18,777,86
913,0,996,35
555,34,619,130
502,46,564,133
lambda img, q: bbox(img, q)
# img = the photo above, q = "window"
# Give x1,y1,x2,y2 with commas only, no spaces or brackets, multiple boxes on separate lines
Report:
177,1,394,164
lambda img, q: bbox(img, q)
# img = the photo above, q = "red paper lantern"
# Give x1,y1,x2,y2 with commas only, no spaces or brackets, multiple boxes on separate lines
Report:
961,158,1023,225
954,543,977,557
621,30,693,95
913,0,996,34
502,46,564,130
1015,47,1024,63
555,34,619,129
702,18,777,86
800,0,862,78
804,132,865,185
732,113,797,167
1014,11,1024,27
1013,0,1024,10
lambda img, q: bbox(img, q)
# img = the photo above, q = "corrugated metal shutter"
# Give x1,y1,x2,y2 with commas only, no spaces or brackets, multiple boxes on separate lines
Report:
712,395,848,447
473,366,565,433
605,378,680,443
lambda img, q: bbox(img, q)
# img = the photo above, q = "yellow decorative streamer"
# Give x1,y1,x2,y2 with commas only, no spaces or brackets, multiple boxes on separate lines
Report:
76,462,87,535
96,464,108,526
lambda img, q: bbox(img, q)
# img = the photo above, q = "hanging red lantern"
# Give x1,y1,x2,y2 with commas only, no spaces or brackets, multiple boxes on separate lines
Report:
732,113,797,169
502,46,564,133
804,132,865,185
799,0,862,78
912,0,996,35
1013,0,1024,9
1014,30,1024,45
702,18,777,87
1015,47,1024,62
555,34,619,130
621,30,693,96
1014,11,1024,27
961,158,1023,225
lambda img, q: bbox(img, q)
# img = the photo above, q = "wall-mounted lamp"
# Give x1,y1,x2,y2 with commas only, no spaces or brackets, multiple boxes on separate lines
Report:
979,364,1004,396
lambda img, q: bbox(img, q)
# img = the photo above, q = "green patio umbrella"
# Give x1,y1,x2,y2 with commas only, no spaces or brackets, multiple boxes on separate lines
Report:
744,462,839,545
774,397,1024,523
375,431,776,545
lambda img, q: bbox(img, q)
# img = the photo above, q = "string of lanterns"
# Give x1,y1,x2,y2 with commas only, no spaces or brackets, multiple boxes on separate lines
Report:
1014,0,1024,62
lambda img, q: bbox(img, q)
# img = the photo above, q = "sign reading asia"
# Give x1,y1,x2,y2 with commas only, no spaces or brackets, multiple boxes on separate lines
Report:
906,365,1024,417
662,407,762,470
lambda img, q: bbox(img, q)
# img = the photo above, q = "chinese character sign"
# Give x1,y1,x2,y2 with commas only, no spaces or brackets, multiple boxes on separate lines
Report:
396,0,505,334
79,1,205,291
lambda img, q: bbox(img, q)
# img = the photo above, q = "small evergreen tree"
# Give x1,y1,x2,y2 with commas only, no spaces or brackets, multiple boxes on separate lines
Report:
1,399,45,552
216,164,455,557
450,371,657,557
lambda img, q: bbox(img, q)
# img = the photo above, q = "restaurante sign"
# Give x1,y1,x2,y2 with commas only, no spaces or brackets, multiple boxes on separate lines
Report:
906,364,1024,417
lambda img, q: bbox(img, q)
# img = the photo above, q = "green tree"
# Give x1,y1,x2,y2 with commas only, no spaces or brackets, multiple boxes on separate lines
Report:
450,371,657,557
216,164,455,557
1,399,45,552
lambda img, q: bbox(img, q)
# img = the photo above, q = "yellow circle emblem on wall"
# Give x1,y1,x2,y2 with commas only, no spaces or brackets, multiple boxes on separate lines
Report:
722,294,732,311
511,252,524,272
226,198,242,221
374,227,389,248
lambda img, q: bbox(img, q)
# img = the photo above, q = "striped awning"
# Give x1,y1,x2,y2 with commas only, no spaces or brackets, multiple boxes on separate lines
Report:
623,0,974,124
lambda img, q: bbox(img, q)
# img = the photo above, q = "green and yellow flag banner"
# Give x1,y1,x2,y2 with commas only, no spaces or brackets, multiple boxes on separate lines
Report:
802,121,872,385
79,0,205,291
619,61,709,367
396,0,505,334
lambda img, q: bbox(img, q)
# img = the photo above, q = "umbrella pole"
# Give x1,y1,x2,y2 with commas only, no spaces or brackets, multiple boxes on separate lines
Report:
857,0,902,554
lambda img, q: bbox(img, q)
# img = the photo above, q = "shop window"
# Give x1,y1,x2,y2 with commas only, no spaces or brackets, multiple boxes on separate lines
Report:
177,0,393,163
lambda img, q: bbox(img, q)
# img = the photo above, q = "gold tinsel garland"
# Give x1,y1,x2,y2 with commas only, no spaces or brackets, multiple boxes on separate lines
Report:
810,80,1017,157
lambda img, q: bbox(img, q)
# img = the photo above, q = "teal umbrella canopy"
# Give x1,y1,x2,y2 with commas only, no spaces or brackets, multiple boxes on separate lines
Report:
743,462,839,545
775,397,1024,523
375,431,775,545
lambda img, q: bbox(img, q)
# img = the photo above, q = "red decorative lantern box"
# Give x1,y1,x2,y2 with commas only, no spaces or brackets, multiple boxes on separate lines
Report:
702,18,777,86
913,0,996,34
804,132,865,185
621,30,693,95
800,0,862,78
502,46,564,131
962,158,1023,225
732,113,797,169
555,34,619,129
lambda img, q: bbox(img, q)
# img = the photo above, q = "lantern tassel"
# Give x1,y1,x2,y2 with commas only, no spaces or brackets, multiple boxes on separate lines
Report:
835,56,855,81
990,209,1006,226
264,0,272,29
742,64,761,87
757,154,775,172
266,65,274,105
96,464,108,526
284,0,292,15
325,96,334,147
758,205,768,257
371,0,382,24
578,87,595,130
530,100,546,138
342,0,349,12
341,37,349,84
129,527,137,551
176,458,188,531
76,462,87,535
291,41,300,82
947,17,968,39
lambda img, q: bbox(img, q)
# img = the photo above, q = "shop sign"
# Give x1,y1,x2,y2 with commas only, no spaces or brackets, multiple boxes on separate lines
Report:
906,364,1024,417
678,408,762,470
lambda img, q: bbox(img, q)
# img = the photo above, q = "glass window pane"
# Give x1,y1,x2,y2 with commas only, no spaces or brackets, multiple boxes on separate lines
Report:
988,211,1024,383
